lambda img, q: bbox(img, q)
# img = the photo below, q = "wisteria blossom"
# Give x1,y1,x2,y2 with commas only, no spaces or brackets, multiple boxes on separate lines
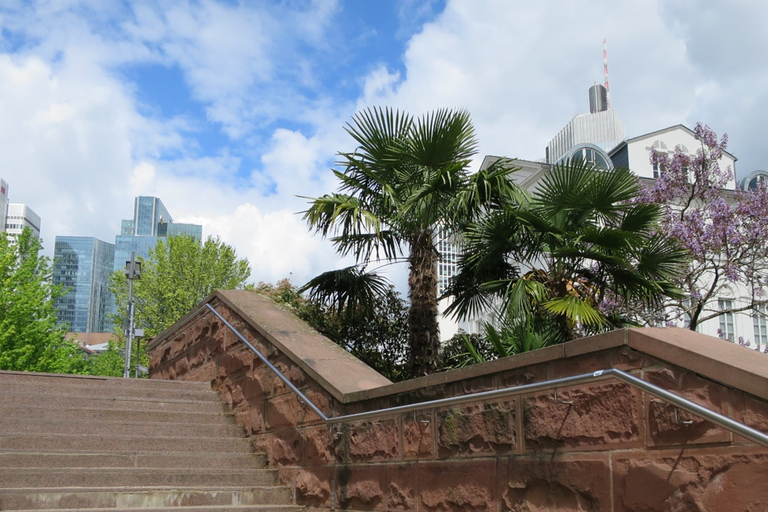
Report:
641,123,768,330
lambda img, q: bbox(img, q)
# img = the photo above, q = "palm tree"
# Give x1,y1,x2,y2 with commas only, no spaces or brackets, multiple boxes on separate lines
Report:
302,107,519,376
445,159,687,344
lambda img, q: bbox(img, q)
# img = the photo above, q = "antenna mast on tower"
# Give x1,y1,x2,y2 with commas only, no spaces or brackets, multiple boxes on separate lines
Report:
603,38,611,109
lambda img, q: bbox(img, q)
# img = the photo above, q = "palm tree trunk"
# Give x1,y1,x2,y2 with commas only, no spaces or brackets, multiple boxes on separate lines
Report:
408,231,440,376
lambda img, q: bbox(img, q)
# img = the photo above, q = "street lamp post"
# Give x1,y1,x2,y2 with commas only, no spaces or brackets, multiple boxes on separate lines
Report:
123,252,141,378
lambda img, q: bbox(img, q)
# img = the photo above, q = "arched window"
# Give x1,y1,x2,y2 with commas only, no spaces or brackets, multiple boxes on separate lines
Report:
560,143,614,170
738,170,768,191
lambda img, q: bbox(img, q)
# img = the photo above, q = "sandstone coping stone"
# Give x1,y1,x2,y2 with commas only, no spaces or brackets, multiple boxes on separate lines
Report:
627,327,768,401
149,290,391,403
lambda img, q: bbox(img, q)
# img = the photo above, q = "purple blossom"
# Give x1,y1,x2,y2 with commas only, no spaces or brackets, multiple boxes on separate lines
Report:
642,123,768,331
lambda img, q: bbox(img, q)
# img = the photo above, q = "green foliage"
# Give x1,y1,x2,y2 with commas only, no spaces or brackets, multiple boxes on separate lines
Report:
254,279,411,382
446,160,687,344
86,342,125,377
440,318,555,370
0,228,86,373
111,235,251,338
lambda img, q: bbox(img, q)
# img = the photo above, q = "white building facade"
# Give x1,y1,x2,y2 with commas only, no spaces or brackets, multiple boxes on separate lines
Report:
6,203,42,239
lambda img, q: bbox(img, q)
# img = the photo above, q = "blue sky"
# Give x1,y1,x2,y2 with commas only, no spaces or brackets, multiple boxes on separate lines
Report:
1,0,767,287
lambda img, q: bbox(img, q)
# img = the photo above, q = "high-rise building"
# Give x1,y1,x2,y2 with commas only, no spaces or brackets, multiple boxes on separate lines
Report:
0,179,8,233
113,196,202,272
5,203,42,239
53,236,116,333
0,178,42,240
545,84,625,167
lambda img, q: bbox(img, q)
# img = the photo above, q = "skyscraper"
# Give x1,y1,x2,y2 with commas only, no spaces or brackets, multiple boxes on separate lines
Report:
5,203,42,239
0,179,8,233
545,84,625,167
0,178,42,240
113,196,202,272
53,236,116,333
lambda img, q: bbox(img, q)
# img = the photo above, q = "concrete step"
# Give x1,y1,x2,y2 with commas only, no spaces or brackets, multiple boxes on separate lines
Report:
0,433,251,453
0,451,267,470
7,508,302,512
5,508,302,512
0,417,244,438
0,468,279,488
0,376,219,402
0,371,300,512
0,391,227,414
0,371,212,393
0,486,295,510
0,404,233,425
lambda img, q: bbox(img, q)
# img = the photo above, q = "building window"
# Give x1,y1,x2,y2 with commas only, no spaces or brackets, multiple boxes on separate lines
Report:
652,162,667,179
754,305,768,348
718,299,735,341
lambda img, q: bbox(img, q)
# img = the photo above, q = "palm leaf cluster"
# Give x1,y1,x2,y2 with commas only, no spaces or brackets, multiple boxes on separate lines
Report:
445,159,686,345
302,107,520,375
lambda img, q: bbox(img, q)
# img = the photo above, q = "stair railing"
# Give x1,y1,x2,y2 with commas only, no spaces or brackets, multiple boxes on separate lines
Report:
205,304,768,449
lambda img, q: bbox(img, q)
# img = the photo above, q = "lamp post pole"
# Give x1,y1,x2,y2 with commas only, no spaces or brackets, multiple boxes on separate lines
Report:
123,252,141,378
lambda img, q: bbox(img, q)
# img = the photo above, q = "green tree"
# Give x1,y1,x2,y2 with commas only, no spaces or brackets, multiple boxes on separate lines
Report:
302,107,519,376
0,228,85,373
111,235,251,338
86,342,125,377
446,160,686,345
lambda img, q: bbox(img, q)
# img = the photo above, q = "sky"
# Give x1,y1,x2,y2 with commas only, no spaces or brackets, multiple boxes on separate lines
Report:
1,0,767,288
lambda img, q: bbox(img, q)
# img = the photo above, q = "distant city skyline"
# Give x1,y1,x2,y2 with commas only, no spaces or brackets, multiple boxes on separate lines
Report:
53,195,202,333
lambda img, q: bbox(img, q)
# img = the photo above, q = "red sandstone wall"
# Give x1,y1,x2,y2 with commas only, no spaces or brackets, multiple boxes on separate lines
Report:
149,293,768,512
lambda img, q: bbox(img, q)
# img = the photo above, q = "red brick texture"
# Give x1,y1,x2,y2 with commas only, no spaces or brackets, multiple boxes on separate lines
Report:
149,291,768,511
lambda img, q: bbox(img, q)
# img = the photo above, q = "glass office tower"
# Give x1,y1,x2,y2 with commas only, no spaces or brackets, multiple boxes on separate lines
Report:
53,237,116,332
113,196,202,273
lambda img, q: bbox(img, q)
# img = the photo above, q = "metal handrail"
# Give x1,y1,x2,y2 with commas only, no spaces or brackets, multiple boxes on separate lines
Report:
206,303,768,448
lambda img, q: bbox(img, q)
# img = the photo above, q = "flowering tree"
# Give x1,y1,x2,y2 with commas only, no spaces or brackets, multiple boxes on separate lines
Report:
642,123,768,332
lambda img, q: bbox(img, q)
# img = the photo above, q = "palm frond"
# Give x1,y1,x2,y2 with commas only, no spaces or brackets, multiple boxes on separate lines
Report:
543,295,607,327
409,108,478,168
298,266,391,316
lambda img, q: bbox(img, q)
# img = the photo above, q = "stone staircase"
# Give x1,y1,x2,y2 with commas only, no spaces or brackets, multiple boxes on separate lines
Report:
0,370,302,512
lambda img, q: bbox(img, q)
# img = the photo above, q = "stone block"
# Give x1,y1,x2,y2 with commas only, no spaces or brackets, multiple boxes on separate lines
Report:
185,360,217,383
644,367,730,446
611,346,662,370
524,382,642,451
294,466,334,509
343,420,400,463
647,400,730,446
730,389,768,443
302,382,335,420
437,401,516,457
233,402,264,435
265,428,304,465
497,367,548,388
303,425,333,466
387,464,417,511
613,449,768,512
403,412,435,460
418,460,496,512
272,355,309,394
336,464,388,510
500,453,610,511
265,393,324,430
550,350,615,378
234,369,271,403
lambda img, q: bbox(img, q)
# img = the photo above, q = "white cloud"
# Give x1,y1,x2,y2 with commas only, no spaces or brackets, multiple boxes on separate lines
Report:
181,203,346,286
